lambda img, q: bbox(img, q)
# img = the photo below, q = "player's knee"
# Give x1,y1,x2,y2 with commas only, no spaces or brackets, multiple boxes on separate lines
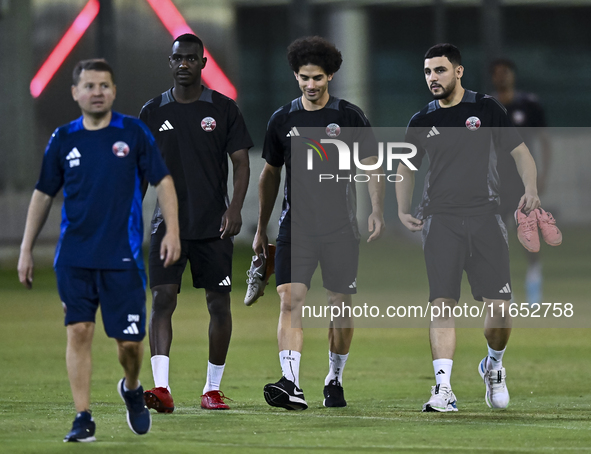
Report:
67,321,94,343
430,298,456,322
117,339,142,357
151,285,178,315
205,292,231,319
326,292,351,307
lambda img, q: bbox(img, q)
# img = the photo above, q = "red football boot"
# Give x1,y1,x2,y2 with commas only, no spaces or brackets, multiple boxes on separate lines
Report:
144,387,174,413
201,390,231,410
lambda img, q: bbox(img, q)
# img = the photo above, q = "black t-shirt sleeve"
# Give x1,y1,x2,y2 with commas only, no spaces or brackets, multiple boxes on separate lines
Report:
35,128,64,197
134,120,170,185
262,113,285,167
488,98,524,155
404,117,426,170
224,100,254,155
345,102,377,161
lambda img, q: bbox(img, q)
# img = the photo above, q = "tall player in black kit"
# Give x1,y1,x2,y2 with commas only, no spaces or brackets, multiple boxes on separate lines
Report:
139,34,252,411
397,44,540,412
253,37,385,410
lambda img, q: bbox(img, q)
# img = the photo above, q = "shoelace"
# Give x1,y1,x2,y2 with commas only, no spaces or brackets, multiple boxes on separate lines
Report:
543,212,558,229
521,216,538,240
202,391,233,402
246,269,263,285
486,370,506,390
125,388,147,412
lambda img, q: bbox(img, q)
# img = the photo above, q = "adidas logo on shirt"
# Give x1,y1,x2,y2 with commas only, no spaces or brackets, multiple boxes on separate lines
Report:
66,147,81,168
286,126,300,137
159,120,174,131
426,126,440,138
219,276,231,287
499,283,511,294
123,323,139,335
349,279,357,289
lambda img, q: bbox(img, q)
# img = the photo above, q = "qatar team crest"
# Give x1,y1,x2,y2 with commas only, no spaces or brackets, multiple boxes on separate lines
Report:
326,123,341,138
465,116,481,131
112,141,130,157
201,116,217,132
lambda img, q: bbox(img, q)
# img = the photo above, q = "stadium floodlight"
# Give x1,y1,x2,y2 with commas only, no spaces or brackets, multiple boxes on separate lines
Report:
30,0,237,100
30,0,100,98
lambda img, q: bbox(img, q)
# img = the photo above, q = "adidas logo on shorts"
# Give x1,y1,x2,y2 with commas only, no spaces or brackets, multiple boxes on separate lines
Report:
499,283,511,294
219,276,231,287
123,323,139,335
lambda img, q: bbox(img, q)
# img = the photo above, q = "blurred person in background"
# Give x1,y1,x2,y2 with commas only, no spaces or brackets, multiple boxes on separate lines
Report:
490,58,553,307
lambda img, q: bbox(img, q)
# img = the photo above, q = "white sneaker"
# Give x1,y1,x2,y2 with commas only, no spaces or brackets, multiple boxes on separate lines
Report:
422,384,458,412
244,245,276,306
478,357,510,409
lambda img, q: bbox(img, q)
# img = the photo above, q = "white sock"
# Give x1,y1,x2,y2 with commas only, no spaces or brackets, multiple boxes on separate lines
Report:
487,346,506,370
325,350,349,385
151,355,170,392
280,350,301,388
433,359,453,386
123,380,141,392
203,362,225,394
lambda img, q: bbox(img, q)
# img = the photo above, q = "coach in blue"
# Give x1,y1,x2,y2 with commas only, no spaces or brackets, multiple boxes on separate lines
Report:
18,59,181,442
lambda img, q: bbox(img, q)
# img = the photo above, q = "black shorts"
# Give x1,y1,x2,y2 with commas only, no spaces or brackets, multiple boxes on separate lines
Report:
149,224,233,292
275,237,359,294
422,213,511,302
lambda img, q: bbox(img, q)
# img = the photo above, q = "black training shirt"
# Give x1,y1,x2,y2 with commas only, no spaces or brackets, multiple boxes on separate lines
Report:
140,87,253,239
263,96,374,241
405,90,523,218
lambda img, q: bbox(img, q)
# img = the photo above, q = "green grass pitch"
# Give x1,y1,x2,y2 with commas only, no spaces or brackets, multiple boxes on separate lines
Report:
1,227,590,453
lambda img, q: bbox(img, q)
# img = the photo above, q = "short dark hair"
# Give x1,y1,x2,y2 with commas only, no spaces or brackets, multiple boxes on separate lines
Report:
287,36,343,75
424,43,462,67
72,59,114,85
173,33,204,56
489,58,516,74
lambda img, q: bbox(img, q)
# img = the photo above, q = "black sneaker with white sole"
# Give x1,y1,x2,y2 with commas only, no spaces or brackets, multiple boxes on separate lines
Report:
323,380,347,407
263,376,308,411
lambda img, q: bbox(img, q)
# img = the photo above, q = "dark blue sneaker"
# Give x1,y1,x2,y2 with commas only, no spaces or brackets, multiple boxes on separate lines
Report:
117,378,152,435
63,411,96,442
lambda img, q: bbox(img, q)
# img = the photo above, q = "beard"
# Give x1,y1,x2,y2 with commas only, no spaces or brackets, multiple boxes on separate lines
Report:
431,79,456,100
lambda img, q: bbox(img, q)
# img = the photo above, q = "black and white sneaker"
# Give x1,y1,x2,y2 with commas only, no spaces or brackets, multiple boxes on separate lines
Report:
323,380,347,407
263,376,308,411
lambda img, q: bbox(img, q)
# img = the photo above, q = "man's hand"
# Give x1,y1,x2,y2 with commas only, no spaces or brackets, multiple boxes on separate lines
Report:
367,211,385,242
17,249,34,289
160,231,181,268
517,190,541,214
399,213,423,232
220,205,242,239
252,230,269,258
